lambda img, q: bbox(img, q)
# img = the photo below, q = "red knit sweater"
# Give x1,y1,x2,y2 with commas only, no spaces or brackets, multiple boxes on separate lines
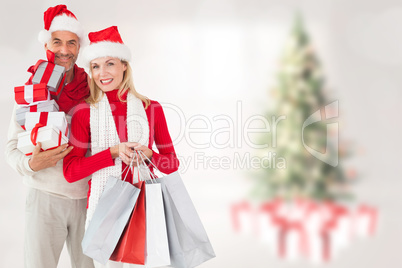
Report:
63,90,179,186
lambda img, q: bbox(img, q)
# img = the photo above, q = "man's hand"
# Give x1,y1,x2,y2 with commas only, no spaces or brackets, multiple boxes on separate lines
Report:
28,142,74,172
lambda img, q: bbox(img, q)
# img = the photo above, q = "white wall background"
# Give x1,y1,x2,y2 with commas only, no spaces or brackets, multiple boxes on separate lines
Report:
1,0,402,267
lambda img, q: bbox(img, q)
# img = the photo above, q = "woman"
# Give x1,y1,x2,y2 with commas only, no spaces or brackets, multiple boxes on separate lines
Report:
63,26,179,267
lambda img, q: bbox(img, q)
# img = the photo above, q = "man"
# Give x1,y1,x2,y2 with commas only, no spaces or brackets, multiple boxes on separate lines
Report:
5,5,94,268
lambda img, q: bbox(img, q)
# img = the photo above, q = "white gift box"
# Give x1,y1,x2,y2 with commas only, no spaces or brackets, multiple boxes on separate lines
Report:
305,210,338,264
32,62,65,94
231,202,256,235
304,204,352,264
354,205,377,238
285,227,304,261
25,111,68,136
305,211,325,264
17,125,68,155
278,205,307,262
258,210,280,253
16,100,59,126
332,215,352,250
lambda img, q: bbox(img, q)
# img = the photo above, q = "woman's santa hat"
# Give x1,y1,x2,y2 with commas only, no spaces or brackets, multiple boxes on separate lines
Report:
82,26,131,66
38,5,85,45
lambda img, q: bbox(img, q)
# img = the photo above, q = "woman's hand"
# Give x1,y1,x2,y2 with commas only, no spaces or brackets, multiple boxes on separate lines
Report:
110,142,153,166
126,143,153,166
110,142,135,165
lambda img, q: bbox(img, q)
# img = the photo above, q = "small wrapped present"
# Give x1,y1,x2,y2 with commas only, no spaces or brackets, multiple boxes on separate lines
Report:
278,220,308,261
275,203,308,261
14,83,50,105
29,50,66,96
17,125,68,156
304,202,352,264
16,100,59,127
354,204,377,237
258,200,282,252
32,63,65,95
25,112,68,136
231,201,256,235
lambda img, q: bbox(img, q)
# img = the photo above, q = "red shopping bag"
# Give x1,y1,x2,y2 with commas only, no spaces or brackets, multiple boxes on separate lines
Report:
110,181,146,264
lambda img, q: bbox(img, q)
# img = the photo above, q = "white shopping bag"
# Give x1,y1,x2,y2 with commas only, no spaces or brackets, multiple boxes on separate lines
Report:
82,176,140,265
138,151,215,268
145,181,170,267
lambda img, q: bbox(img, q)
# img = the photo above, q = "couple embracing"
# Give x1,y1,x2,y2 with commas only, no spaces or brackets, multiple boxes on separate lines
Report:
6,4,179,268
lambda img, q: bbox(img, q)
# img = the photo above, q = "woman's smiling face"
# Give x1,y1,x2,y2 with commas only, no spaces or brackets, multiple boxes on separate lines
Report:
90,57,127,92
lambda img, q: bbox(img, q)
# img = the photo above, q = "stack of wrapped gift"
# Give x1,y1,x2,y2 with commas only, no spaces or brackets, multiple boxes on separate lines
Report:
14,50,69,155
17,112,69,155
232,199,378,264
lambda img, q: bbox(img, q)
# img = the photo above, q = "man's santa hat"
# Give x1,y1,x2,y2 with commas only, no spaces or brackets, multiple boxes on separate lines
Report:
38,5,85,45
82,26,131,66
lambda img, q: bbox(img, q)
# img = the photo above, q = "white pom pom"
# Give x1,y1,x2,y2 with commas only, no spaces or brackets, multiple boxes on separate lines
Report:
38,30,51,44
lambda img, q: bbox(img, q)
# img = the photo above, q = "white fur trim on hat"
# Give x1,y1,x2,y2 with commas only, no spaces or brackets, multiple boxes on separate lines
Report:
38,14,86,45
82,41,132,66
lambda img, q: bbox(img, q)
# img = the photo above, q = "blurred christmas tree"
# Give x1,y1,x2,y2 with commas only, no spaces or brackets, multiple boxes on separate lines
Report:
252,15,352,201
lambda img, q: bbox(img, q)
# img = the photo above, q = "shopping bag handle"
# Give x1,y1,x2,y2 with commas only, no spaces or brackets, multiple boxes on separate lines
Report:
134,150,165,181
133,150,143,182
119,151,145,184
136,151,158,183
130,150,154,183
137,150,159,171
120,153,135,182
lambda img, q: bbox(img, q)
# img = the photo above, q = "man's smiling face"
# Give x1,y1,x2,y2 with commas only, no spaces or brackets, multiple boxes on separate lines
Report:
45,31,79,72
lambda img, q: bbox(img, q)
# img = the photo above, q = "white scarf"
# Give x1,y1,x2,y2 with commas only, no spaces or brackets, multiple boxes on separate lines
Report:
87,92,149,226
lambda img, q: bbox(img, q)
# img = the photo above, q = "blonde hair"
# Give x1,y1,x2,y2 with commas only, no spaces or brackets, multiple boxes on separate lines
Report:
86,60,150,109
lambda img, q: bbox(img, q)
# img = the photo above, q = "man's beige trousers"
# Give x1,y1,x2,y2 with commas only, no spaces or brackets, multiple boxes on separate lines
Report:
24,187,94,268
